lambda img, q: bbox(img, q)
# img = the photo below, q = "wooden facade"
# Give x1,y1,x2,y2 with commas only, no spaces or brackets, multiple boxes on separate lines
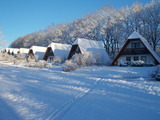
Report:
43,47,54,61
67,45,81,60
111,36,160,66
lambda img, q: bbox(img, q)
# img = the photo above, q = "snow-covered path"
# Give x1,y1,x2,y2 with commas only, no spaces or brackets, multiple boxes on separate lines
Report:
0,64,160,120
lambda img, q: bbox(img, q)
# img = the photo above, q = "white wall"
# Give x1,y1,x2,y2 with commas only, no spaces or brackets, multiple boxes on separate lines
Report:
117,54,155,65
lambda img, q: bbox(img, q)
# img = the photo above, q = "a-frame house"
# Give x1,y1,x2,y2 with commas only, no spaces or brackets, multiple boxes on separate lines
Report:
27,46,47,60
111,31,160,66
67,38,111,64
43,43,71,61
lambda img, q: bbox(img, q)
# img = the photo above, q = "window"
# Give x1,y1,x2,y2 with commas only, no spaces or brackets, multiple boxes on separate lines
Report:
131,42,140,48
75,46,80,53
126,56,131,61
133,56,139,61
141,56,147,62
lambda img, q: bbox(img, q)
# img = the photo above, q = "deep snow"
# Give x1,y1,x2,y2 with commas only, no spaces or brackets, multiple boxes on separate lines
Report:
0,63,160,120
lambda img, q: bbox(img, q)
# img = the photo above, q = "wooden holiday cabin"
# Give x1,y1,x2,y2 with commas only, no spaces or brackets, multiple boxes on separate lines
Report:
6,48,19,55
111,31,160,66
43,43,71,61
67,38,111,64
27,46,47,60
19,48,29,58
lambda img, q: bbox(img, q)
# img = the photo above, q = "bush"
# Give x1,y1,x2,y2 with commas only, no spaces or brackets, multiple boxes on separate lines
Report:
119,60,154,67
27,55,37,62
25,60,52,68
63,60,79,72
0,52,15,62
63,52,97,72
53,57,62,63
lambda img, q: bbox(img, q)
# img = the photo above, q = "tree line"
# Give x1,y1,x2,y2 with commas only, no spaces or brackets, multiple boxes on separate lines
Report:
10,0,160,58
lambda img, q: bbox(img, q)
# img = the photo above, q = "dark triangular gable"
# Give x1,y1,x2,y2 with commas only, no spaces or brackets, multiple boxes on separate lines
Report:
28,49,34,57
111,38,159,65
43,47,54,61
67,44,81,60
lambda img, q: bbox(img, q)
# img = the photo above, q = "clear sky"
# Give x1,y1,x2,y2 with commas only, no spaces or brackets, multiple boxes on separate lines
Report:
0,0,151,47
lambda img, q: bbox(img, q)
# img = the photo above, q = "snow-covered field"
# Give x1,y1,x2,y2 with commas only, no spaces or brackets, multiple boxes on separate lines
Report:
0,63,160,120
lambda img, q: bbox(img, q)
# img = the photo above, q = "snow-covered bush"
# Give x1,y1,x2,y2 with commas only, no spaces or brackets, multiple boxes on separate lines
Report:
53,57,62,63
13,53,27,65
0,52,15,62
130,60,145,66
72,52,97,66
119,60,155,67
63,52,97,72
14,59,26,65
27,55,37,62
63,60,79,72
26,60,52,68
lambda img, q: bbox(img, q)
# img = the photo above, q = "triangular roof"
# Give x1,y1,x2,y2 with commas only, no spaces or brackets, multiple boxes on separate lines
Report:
72,38,111,64
19,48,29,54
29,46,47,60
30,46,47,54
73,38,105,54
6,48,19,54
111,31,160,65
47,42,71,59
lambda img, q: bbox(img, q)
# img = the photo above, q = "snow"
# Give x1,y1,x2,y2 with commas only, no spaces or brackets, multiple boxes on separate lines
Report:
73,38,111,64
0,63,160,120
48,43,71,60
128,31,160,63
19,48,29,54
29,46,47,60
19,48,30,58
6,48,20,55
30,46,47,54
128,31,142,39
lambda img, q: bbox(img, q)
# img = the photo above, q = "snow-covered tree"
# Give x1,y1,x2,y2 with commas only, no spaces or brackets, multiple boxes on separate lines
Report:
10,1,160,58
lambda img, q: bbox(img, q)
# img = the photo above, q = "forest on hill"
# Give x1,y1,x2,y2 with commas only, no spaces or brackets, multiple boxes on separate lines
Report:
10,1,160,57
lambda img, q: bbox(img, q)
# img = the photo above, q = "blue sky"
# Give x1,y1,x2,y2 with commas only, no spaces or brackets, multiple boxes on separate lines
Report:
0,0,151,47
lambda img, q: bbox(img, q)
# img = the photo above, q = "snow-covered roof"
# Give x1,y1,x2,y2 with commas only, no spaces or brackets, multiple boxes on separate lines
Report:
6,48,19,54
73,38,111,64
128,31,160,63
48,43,71,60
19,48,29,54
29,46,47,60
30,46,47,54
128,31,142,39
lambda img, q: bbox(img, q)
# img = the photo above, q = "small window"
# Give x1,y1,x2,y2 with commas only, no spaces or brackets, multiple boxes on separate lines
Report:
75,46,80,53
141,56,147,62
133,56,139,61
131,42,140,48
126,56,131,61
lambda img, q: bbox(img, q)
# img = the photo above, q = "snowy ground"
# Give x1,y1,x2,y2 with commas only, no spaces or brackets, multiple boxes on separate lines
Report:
0,62,160,120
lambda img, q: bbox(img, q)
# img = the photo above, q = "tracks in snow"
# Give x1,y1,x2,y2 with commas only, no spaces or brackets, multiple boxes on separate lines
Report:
46,77,101,120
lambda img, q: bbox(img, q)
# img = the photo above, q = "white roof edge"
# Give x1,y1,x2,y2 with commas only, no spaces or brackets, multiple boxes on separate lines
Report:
129,31,160,63
128,31,142,39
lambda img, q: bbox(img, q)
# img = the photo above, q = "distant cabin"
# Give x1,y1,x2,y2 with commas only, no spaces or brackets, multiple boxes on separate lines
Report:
68,38,110,64
27,46,47,60
19,48,29,58
111,31,160,66
6,48,19,55
43,43,71,62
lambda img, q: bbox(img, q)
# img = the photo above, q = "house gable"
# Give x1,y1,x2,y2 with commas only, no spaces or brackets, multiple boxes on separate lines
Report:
68,45,81,60
111,32,160,65
67,38,111,64
43,47,54,61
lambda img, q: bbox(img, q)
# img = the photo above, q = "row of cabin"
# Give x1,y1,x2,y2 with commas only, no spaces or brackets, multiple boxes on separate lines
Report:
2,31,160,66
